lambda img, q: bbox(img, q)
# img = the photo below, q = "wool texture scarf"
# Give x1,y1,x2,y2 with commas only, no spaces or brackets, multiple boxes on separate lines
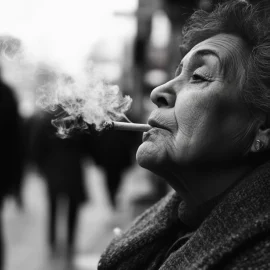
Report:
98,161,270,269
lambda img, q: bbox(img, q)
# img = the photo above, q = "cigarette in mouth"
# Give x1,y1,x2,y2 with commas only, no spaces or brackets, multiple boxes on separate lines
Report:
51,116,152,133
104,121,152,132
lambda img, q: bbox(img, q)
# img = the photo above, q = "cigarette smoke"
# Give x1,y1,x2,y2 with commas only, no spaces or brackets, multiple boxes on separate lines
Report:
0,38,133,139
0,0,138,138
0,36,22,60
0,36,39,118
36,63,132,138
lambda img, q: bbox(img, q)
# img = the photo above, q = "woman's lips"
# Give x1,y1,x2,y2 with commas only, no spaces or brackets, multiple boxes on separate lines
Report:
147,118,170,132
142,131,149,142
142,129,157,142
142,126,170,142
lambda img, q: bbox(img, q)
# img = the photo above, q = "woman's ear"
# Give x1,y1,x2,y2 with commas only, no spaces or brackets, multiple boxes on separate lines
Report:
250,127,270,153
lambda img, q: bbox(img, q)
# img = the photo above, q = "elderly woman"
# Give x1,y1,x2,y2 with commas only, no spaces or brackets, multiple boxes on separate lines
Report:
98,1,270,269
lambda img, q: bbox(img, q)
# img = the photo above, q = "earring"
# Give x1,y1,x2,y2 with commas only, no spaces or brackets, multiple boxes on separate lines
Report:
255,139,263,151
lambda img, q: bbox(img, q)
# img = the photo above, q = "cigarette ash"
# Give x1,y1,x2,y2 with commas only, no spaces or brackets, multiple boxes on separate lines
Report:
36,64,132,138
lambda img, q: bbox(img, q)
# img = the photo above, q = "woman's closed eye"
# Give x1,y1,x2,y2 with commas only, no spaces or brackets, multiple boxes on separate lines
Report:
190,73,210,83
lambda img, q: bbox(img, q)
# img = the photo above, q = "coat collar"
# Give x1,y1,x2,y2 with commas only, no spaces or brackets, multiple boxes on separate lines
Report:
161,161,270,268
100,161,270,269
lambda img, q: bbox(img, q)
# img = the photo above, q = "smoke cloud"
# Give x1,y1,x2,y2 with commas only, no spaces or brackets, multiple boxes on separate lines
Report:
36,63,132,138
0,35,133,138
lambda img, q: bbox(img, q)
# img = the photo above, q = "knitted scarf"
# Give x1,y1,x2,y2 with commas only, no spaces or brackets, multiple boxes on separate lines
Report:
98,161,270,269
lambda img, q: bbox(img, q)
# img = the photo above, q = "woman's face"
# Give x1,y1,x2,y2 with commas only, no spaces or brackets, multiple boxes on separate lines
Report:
136,34,253,175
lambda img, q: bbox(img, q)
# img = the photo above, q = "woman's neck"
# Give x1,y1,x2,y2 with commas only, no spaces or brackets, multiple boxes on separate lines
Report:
166,162,253,210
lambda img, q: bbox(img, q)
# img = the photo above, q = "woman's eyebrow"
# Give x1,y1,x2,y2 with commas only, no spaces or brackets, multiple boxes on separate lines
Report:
192,48,227,75
193,49,222,65
175,49,223,77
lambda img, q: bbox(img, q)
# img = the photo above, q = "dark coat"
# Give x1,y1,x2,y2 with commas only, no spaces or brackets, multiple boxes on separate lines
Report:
29,110,90,204
91,130,139,172
0,79,24,203
98,161,270,269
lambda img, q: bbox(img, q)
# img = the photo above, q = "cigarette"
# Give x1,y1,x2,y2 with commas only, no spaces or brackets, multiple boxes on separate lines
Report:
105,121,152,132
51,115,152,133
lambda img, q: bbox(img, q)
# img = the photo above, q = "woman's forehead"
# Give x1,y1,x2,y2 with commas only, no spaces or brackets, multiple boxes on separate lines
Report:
181,34,248,79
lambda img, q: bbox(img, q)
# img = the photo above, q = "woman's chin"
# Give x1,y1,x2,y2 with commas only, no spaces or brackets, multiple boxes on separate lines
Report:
136,142,163,170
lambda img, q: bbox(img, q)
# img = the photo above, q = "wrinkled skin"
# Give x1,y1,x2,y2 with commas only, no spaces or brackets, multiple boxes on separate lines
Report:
136,34,256,203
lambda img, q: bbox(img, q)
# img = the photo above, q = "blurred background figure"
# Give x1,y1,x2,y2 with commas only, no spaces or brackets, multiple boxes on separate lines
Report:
91,117,141,210
0,70,24,270
28,106,90,262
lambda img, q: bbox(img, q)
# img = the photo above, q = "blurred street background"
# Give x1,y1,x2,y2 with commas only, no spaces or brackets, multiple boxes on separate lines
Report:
3,162,157,270
0,0,261,269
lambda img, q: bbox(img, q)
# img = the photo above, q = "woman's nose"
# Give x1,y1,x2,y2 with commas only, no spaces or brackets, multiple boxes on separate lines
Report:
150,81,176,108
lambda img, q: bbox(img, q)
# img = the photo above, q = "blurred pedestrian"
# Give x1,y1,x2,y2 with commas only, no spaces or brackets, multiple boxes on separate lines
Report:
0,72,24,270
29,107,90,260
92,118,140,209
